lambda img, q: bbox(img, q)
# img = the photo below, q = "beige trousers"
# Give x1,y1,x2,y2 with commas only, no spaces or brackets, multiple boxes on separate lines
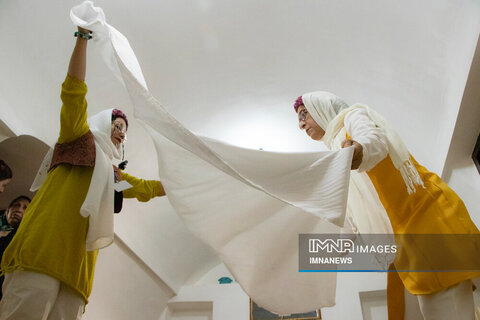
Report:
0,270,84,320
416,280,474,320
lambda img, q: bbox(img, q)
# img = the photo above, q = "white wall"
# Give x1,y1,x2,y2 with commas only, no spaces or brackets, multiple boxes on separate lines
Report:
163,302,213,320
442,34,480,226
160,284,249,320
160,263,249,320
167,264,390,320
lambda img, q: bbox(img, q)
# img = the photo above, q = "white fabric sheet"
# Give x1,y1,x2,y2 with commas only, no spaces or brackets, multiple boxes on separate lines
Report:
71,1,354,314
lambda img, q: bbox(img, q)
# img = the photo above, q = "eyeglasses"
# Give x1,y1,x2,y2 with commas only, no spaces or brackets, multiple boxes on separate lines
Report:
113,122,127,134
298,109,308,122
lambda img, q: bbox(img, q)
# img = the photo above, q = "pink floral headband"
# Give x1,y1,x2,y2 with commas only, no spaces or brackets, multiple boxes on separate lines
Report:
112,108,128,128
293,96,303,112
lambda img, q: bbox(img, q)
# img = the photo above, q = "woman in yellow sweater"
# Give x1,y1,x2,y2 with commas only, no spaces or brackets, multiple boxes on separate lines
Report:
0,28,166,319
294,91,480,320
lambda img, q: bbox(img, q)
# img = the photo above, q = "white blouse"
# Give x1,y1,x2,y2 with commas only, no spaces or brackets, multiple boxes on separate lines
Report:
344,108,388,172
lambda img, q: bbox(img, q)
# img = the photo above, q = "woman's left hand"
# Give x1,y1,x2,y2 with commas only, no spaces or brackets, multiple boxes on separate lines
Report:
341,139,363,170
113,165,122,181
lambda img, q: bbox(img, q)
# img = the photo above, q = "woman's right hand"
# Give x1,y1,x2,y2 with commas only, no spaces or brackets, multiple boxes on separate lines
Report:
68,27,91,81
341,139,363,170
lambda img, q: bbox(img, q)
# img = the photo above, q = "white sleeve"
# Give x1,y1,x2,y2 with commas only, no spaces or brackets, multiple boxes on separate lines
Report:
344,109,388,172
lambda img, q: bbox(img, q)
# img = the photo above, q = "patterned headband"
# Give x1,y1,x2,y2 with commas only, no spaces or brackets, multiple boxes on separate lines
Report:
293,96,303,112
112,109,128,128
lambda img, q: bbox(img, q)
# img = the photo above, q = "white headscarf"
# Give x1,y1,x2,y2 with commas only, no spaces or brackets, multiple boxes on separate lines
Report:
32,108,123,251
302,91,424,194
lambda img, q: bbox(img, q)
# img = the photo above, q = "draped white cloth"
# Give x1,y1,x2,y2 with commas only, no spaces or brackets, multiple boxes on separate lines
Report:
71,1,354,314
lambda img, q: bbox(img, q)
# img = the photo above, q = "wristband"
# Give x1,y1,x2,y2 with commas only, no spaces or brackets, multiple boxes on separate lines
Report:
74,31,92,40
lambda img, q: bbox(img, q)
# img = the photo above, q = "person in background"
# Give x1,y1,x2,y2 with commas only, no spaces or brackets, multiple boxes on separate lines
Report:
0,161,12,194
0,195,31,300
0,27,166,319
294,91,480,320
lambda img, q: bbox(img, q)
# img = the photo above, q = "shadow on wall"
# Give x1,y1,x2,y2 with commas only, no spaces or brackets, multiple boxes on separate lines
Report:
0,134,50,209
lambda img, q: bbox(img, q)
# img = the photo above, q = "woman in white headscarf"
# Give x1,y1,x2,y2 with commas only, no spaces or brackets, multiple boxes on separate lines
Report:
294,92,480,320
0,28,165,319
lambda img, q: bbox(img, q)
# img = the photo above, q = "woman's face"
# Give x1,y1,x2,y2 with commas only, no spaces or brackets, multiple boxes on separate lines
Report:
297,105,325,140
111,117,127,147
0,178,11,193
6,198,29,228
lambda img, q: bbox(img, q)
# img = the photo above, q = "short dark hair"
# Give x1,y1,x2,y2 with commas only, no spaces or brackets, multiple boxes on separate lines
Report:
0,160,12,181
8,195,31,209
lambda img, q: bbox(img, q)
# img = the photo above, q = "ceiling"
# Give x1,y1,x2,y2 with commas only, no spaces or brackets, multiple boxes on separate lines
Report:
0,0,479,294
